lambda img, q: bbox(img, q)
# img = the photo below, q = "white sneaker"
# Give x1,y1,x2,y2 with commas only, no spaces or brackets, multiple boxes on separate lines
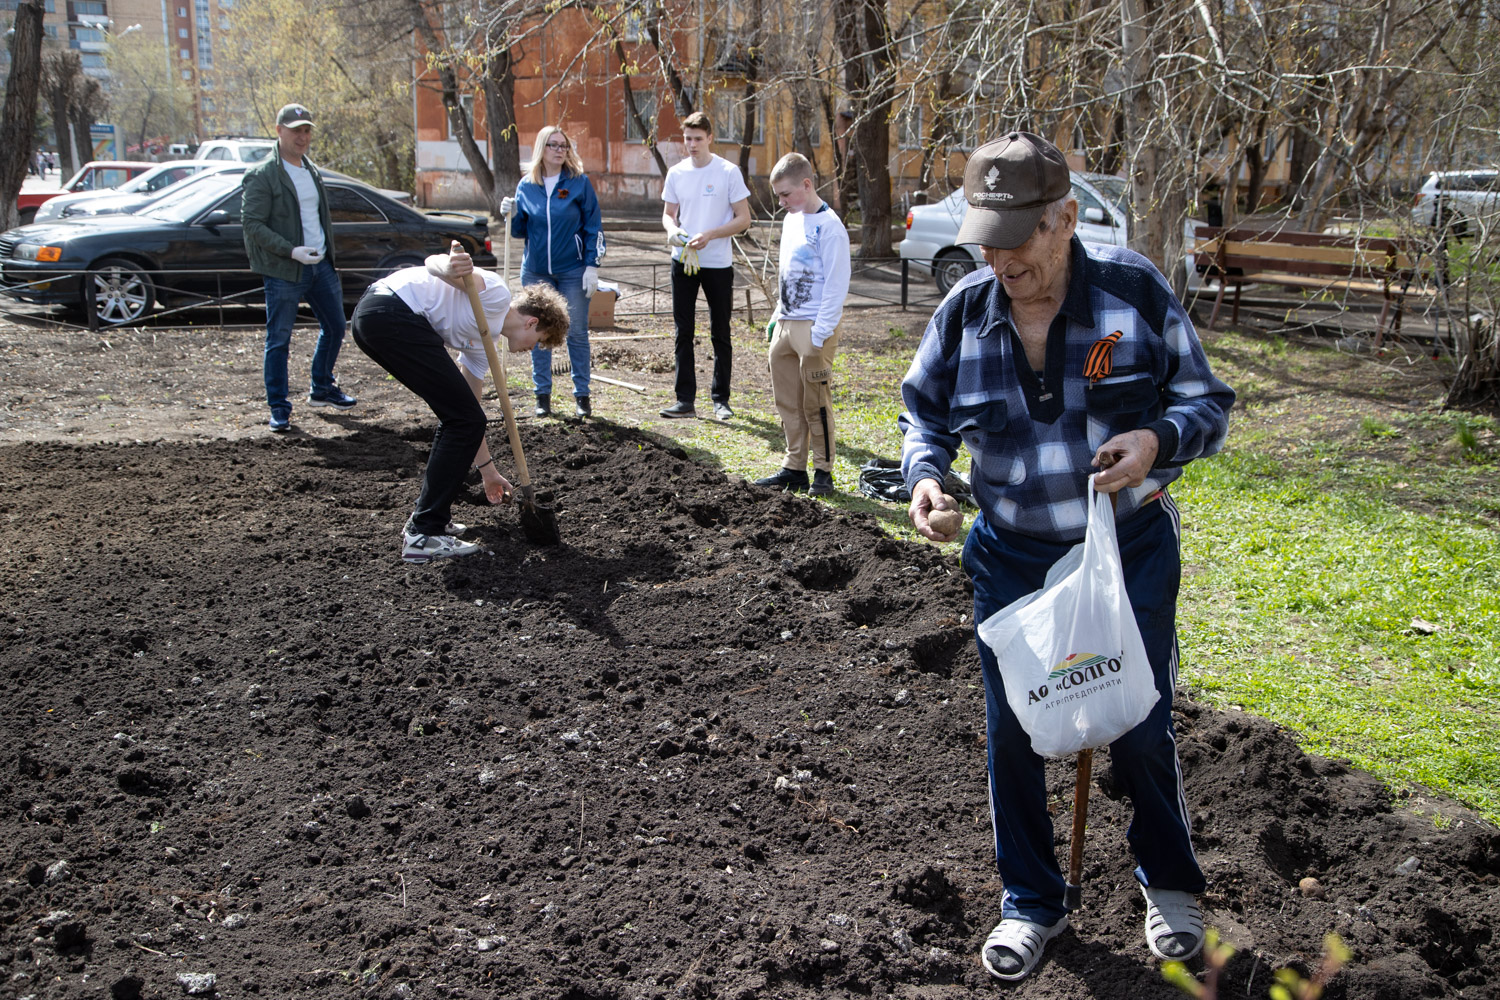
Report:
446,521,468,536
402,531,481,565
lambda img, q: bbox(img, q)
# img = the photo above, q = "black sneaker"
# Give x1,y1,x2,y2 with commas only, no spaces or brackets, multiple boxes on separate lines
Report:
574,395,592,418
534,394,551,418
752,468,810,492
809,470,835,496
659,401,696,419
308,386,357,409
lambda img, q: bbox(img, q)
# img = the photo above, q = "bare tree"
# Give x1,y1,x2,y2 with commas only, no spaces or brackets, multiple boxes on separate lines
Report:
1,0,46,232
41,50,83,179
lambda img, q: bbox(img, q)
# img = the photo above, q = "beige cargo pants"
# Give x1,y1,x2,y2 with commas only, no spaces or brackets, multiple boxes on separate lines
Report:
767,319,839,473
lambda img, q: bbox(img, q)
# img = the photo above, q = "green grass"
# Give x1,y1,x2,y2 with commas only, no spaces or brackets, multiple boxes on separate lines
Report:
620,320,971,546
570,319,1500,822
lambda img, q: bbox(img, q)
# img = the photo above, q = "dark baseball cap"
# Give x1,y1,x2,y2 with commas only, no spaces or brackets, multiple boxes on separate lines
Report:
276,103,314,128
955,132,1071,249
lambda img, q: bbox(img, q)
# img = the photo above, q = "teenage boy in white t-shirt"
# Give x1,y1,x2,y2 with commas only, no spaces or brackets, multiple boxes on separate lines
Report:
659,112,752,421
753,153,851,496
351,243,570,565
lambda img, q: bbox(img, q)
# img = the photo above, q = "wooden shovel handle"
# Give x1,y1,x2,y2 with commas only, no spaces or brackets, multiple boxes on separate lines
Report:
460,271,534,497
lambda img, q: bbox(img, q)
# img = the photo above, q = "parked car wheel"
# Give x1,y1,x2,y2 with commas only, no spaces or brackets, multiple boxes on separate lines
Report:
934,249,977,295
91,258,155,325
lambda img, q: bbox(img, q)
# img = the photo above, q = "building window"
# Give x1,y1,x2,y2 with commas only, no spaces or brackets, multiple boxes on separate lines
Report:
181,68,192,79
446,94,475,142
80,53,106,68
896,104,922,150
202,97,216,112
180,48,189,59
624,91,657,143
72,27,105,44
180,6,188,15
75,0,107,14
710,89,763,146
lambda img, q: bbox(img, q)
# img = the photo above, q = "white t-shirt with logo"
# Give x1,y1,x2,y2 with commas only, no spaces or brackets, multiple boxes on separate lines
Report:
281,160,326,256
660,154,751,269
371,268,511,380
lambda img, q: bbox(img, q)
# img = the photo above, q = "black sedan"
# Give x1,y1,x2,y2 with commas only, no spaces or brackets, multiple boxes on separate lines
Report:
0,172,495,325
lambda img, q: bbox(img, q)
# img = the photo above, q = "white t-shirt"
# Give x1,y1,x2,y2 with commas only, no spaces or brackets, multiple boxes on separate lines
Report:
371,267,511,379
660,154,750,269
775,203,851,347
282,160,326,256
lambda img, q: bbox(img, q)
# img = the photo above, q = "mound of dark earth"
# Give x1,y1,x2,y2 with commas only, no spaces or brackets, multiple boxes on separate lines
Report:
1,421,1495,999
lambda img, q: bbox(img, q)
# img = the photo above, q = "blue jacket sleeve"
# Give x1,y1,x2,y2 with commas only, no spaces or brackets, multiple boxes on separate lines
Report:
509,181,527,241
899,303,964,492
579,175,603,268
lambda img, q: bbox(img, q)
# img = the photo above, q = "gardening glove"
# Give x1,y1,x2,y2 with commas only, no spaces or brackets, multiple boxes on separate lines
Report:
291,246,323,265
582,266,599,297
500,196,516,217
765,318,778,342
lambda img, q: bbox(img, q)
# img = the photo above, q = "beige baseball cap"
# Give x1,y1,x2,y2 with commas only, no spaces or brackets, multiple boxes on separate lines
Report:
955,132,1072,249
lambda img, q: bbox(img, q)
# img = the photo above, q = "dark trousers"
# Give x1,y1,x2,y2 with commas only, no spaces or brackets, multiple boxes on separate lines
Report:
963,494,1205,926
351,291,486,537
670,261,735,405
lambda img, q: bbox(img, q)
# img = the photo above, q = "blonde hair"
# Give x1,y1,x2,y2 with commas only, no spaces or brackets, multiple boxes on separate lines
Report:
513,283,570,349
770,152,814,186
525,126,585,185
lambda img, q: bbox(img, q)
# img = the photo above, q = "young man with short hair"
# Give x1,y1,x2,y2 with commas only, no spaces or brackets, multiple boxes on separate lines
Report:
351,242,570,564
753,153,850,496
242,102,353,433
659,112,752,421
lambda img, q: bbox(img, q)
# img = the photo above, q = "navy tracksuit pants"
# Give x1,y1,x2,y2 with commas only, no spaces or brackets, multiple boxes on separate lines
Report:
963,492,1205,926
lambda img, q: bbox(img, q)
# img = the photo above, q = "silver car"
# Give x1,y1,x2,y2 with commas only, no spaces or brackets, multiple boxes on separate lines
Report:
33,161,216,222
1410,169,1500,238
900,172,1200,293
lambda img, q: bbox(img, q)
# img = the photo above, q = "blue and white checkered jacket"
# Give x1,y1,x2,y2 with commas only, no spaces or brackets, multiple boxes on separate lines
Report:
900,237,1234,543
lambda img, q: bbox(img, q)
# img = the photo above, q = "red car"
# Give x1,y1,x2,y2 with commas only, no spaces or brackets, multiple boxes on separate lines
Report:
17,161,157,225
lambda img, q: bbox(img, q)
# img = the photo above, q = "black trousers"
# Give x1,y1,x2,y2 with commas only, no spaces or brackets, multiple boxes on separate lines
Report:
670,261,735,405
351,291,486,537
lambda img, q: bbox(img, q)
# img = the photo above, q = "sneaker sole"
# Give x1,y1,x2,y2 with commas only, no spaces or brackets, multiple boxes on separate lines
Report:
402,549,479,565
307,399,357,410
660,412,697,419
808,486,834,496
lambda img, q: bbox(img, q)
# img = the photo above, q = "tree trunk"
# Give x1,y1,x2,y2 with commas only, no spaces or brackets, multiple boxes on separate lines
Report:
790,81,818,177
42,50,81,180
482,40,521,204
609,26,669,177
833,0,895,256
1120,0,1186,297
738,78,758,188
0,0,46,232
70,77,106,181
644,6,695,120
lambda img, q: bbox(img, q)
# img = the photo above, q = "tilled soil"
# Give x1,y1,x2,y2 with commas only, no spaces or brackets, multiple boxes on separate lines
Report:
2,416,1497,1000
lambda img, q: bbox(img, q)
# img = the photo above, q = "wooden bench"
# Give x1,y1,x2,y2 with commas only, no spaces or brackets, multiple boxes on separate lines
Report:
1193,226,1432,341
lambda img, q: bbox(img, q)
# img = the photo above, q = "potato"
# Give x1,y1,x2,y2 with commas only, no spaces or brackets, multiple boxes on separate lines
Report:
928,495,963,536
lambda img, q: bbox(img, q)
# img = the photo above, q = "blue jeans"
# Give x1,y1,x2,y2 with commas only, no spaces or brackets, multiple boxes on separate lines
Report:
523,267,590,397
262,257,346,416
963,494,1205,927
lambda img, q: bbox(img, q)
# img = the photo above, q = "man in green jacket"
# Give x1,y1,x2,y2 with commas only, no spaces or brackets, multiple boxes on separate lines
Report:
243,102,355,433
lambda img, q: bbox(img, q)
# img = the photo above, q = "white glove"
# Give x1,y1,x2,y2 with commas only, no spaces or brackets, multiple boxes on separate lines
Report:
500,196,516,217
582,266,599,297
291,246,323,265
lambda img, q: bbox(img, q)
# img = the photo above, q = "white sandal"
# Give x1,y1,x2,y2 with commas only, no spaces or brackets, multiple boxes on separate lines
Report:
1142,885,1204,961
980,915,1069,981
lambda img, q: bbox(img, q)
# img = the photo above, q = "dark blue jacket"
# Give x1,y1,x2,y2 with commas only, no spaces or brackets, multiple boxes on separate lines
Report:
510,170,603,275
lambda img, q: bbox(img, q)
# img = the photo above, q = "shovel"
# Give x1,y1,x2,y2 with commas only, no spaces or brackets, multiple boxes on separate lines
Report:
1065,485,1120,912
460,258,560,546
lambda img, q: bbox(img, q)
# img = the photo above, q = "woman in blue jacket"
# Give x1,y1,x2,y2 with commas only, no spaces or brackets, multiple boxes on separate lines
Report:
504,125,604,418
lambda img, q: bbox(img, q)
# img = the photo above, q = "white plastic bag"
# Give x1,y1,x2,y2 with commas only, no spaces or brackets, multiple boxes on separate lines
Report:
976,477,1159,757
